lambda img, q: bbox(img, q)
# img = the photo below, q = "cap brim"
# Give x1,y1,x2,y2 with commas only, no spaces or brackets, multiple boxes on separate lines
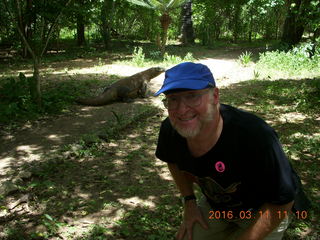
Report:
154,80,210,96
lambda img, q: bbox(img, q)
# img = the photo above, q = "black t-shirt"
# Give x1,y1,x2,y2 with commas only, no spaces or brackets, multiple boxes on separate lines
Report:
156,104,306,212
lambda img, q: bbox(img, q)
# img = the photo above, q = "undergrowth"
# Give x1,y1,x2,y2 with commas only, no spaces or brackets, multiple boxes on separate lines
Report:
0,41,319,239
119,46,195,67
255,40,320,78
0,74,114,127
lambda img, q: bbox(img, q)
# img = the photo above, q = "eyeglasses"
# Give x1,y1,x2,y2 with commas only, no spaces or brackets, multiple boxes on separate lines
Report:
163,89,211,110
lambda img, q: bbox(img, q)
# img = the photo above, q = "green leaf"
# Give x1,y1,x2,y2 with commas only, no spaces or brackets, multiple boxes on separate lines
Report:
126,0,154,9
44,214,54,221
166,0,186,9
147,0,163,9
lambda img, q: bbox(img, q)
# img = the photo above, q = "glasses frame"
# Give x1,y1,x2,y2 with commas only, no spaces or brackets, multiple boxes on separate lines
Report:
163,88,212,110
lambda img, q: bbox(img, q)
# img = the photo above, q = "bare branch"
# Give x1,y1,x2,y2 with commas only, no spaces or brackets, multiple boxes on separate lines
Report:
40,0,74,57
3,0,37,61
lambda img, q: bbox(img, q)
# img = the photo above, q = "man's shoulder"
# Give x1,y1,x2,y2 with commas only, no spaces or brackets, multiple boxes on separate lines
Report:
156,117,186,163
221,104,277,141
160,117,174,133
221,104,265,123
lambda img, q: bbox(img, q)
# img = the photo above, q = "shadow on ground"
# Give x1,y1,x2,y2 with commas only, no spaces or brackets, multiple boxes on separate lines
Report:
0,77,319,239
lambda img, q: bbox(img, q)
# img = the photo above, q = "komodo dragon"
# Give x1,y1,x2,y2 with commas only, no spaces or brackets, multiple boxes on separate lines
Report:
76,67,165,106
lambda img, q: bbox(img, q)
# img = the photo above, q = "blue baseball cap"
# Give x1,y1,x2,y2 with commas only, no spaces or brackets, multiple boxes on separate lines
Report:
154,62,215,96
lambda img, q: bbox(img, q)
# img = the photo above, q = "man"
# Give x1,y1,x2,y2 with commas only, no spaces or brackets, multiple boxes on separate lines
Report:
154,62,310,240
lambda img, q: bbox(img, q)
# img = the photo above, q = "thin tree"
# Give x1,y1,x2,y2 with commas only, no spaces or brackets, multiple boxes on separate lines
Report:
3,0,73,107
100,0,115,49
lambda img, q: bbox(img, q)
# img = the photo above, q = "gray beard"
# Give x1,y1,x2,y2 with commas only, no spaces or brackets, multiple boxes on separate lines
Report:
171,102,215,138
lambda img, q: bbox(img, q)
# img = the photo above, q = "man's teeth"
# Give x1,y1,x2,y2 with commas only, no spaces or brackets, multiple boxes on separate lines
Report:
180,116,196,121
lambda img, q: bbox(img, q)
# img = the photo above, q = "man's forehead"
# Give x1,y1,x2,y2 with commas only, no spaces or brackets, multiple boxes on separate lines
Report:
165,88,209,96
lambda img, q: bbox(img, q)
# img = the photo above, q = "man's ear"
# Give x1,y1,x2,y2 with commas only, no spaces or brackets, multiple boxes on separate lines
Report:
213,87,219,104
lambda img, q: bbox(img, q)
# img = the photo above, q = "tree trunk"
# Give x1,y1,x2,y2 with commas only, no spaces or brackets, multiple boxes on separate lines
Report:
281,0,311,46
29,57,42,107
160,12,171,53
100,0,114,49
76,0,86,46
248,9,253,42
232,5,241,43
180,0,194,45
18,0,33,58
77,17,85,46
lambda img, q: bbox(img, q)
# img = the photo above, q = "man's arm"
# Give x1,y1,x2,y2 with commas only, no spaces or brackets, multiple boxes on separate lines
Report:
167,163,208,240
236,201,294,240
167,162,194,196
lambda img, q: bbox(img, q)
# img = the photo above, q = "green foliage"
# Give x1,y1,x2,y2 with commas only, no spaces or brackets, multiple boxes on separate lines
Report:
2,75,319,239
192,0,286,44
80,224,111,239
40,214,64,238
0,0,317,52
132,46,146,66
0,74,37,123
126,0,186,12
114,204,181,239
256,41,320,78
123,46,195,66
0,75,107,125
163,52,183,63
99,104,160,140
238,51,253,66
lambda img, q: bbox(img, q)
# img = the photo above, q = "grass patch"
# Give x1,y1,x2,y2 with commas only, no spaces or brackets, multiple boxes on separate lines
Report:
1,77,319,239
117,46,196,67
0,42,319,239
0,73,120,127
220,78,320,239
255,41,320,79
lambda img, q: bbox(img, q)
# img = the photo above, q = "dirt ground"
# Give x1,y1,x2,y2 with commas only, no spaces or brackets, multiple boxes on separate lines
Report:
0,48,267,238
0,49,256,178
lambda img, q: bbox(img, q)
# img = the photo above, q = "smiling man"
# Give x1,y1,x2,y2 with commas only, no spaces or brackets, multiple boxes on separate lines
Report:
154,62,310,240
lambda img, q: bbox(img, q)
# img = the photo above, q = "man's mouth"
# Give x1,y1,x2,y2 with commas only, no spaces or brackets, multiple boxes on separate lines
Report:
178,115,197,122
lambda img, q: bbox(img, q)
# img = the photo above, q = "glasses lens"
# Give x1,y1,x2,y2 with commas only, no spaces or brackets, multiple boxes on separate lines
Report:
166,97,179,110
164,89,210,110
184,93,202,107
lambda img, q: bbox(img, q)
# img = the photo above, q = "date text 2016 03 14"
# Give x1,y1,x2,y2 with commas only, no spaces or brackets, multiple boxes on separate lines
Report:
208,210,308,220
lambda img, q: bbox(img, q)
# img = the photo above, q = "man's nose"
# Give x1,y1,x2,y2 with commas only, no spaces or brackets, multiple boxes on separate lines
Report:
175,99,189,113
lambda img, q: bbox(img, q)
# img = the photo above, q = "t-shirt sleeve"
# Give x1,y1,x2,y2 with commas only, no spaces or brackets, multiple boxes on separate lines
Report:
252,128,297,205
155,118,176,163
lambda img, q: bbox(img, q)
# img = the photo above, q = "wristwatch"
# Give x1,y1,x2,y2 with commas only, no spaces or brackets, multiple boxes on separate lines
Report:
183,194,196,204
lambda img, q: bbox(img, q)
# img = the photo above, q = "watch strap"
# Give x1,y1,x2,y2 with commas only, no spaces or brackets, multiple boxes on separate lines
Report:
183,194,196,203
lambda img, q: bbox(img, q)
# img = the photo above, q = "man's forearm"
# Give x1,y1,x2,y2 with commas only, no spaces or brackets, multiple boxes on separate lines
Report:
236,201,294,240
167,163,194,196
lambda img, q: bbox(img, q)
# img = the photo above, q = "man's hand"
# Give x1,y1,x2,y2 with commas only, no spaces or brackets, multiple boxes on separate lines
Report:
235,201,294,240
176,200,209,240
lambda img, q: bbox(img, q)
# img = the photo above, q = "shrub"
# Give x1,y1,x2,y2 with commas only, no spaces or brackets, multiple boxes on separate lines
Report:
255,40,320,78
132,47,146,67
0,74,37,123
238,51,253,66
163,52,194,65
0,74,91,125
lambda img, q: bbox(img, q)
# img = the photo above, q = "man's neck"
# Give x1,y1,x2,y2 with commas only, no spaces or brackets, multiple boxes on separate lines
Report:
186,111,223,158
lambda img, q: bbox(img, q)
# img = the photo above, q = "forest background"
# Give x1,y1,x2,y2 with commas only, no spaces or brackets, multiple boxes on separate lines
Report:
0,0,319,239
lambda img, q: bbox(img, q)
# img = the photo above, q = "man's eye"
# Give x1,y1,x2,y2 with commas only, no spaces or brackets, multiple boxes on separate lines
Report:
168,97,179,102
185,94,199,100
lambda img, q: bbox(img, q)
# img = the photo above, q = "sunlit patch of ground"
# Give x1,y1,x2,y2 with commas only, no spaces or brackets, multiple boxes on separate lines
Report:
0,48,318,239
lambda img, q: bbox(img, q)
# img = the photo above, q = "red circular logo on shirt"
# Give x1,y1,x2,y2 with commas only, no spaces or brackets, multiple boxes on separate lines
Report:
215,161,225,172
